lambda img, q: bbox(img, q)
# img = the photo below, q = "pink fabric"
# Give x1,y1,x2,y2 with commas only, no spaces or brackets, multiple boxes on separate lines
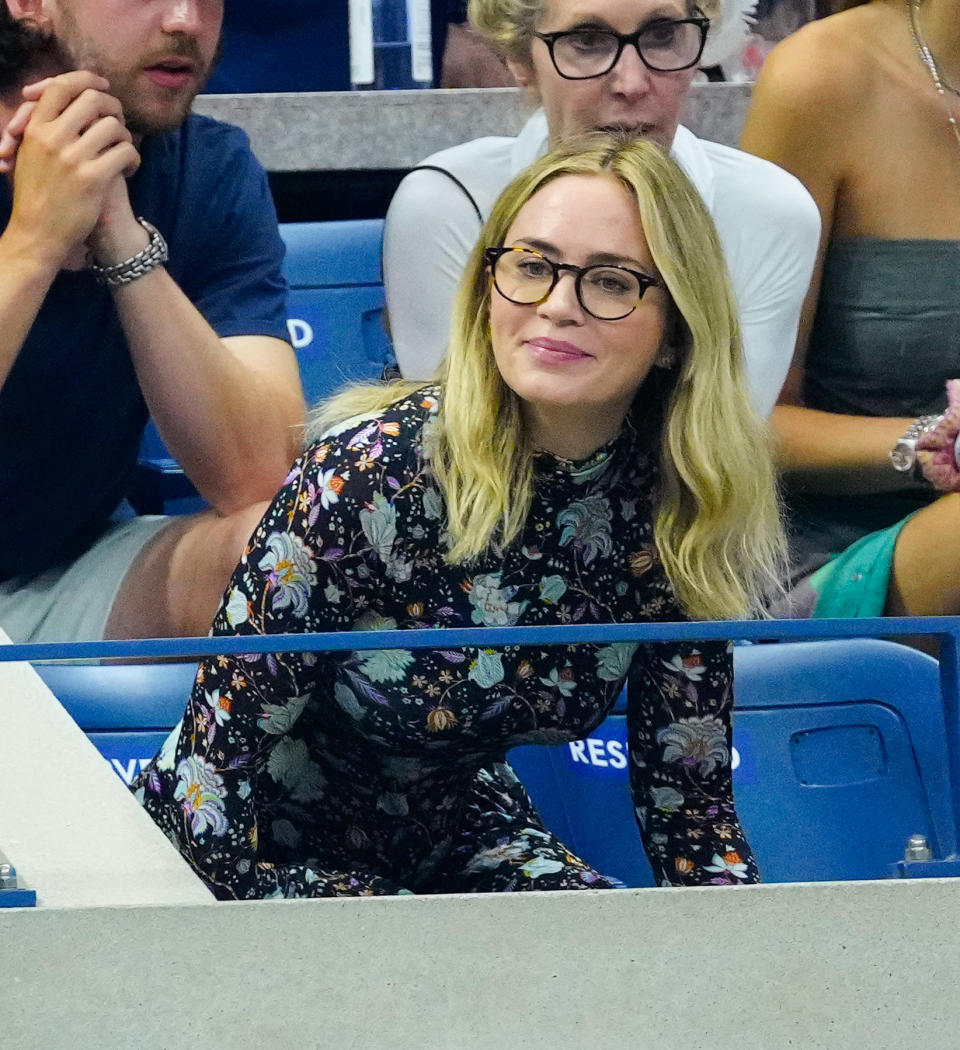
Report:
917,379,960,491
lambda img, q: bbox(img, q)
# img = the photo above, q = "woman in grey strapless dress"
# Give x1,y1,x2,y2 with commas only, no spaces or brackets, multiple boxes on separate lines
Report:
741,0,960,624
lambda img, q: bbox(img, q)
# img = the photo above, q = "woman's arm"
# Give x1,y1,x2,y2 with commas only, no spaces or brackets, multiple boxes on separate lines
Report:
627,639,759,886
136,416,409,899
741,25,918,496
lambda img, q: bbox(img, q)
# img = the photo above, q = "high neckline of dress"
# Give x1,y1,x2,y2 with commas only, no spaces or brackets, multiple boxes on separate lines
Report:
533,421,640,483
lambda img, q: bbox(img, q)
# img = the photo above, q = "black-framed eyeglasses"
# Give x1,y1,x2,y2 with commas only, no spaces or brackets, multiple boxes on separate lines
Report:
533,15,710,79
484,246,661,321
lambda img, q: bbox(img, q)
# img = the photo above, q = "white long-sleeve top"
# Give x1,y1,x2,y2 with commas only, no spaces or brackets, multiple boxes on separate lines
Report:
383,110,820,418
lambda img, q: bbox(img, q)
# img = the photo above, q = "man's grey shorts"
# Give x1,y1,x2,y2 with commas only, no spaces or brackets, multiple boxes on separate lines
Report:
0,515,172,643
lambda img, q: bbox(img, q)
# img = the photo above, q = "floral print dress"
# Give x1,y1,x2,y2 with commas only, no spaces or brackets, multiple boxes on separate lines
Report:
135,389,758,898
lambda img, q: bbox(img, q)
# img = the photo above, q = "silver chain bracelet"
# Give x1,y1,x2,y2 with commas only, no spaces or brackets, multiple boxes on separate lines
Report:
889,413,943,477
87,217,169,287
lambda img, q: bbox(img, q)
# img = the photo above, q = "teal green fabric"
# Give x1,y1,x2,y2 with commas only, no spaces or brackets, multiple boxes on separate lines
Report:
809,514,915,618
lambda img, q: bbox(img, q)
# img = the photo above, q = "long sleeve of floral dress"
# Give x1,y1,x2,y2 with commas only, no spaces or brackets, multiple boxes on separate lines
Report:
135,413,422,900
627,639,759,886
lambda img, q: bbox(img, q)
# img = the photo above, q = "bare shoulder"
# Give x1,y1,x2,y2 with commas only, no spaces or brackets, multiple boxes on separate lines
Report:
741,7,885,189
749,11,878,128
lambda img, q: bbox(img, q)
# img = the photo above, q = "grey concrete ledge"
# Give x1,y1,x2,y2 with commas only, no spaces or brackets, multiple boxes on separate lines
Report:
193,82,752,172
0,628,211,911
4,876,960,1049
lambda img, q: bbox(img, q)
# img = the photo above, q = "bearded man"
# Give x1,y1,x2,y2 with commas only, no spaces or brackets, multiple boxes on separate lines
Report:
0,0,304,643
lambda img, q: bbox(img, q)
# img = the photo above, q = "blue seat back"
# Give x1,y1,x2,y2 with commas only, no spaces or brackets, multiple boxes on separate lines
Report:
35,663,196,787
133,219,395,512
511,639,952,885
281,219,395,406
733,638,953,879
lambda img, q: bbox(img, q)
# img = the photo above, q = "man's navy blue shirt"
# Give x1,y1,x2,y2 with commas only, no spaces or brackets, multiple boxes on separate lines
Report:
0,115,289,582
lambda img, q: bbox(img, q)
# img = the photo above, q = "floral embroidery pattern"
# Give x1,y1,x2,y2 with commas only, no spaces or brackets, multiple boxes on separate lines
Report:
136,389,757,898
658,715,730,777
557,495,614,565
469,572,528,627
259,531,317,618
173,755,229,837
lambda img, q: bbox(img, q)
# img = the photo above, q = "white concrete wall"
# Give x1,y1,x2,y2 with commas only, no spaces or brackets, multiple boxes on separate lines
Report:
0,630,210,908
2,877,959,1049
194,83,752,171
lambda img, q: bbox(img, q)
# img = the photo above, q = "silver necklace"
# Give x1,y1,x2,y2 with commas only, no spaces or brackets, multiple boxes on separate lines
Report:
906,0,960,151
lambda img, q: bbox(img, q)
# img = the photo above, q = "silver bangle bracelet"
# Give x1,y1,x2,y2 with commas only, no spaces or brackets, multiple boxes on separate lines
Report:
87,217,169,287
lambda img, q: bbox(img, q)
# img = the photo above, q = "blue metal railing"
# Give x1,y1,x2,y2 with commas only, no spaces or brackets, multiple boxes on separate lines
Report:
5,614,960,877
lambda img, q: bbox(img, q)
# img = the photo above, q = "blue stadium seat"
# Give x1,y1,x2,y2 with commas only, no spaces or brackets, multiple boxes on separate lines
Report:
35,663,196,787
510,639,953,885
282,219,395,406
129,219,394,513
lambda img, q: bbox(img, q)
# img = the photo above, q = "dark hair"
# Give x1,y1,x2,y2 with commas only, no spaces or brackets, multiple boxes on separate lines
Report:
815,0,869,12
0,5,56,94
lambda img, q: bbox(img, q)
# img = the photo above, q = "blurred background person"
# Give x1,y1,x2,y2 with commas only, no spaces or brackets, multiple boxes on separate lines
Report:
434,0,515,85
741,0,960,625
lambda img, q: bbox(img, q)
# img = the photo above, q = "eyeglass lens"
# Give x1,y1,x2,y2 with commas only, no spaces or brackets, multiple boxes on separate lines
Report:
492,249,643,320
552,21,704,77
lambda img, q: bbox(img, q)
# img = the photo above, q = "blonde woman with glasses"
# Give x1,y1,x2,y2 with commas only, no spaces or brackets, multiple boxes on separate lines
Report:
137,137,784,899
383,0,820,419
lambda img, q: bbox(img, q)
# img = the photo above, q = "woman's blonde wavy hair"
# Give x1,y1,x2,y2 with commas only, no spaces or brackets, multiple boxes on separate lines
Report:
309,136,785,620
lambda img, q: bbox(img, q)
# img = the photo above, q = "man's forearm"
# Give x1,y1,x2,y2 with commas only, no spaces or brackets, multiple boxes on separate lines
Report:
0,229,60,393
112,264,305,514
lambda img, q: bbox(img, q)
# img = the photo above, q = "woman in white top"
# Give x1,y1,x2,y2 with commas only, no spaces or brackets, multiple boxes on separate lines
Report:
384,0,821,417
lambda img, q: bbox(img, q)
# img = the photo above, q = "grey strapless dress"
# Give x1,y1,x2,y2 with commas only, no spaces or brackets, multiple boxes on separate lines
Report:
787,237,960,572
